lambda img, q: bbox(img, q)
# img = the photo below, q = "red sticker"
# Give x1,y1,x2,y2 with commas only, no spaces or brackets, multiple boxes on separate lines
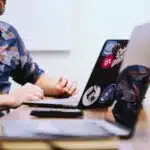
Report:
101,54,114,69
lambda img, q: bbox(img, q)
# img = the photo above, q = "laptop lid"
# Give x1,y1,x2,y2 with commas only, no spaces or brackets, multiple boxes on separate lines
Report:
78,39,128,109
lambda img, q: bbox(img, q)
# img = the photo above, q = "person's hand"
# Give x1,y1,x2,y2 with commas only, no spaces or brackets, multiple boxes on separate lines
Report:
35,74,78,98
7,83,44,107
52,76,78,97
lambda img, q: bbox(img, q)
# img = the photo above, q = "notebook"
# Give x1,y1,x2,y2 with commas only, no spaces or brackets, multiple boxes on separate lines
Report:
23,39,128,109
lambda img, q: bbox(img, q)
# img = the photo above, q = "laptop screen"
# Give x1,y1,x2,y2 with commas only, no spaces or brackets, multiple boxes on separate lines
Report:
78,40,128,109
112,65,150,129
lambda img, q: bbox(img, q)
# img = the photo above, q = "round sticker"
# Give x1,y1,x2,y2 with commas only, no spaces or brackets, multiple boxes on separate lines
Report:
99,84,116,103
102,41,117,56
82,85,101,106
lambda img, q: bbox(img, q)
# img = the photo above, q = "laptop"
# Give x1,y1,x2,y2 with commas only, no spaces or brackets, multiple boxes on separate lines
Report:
1,65,149,139
23,39,128,109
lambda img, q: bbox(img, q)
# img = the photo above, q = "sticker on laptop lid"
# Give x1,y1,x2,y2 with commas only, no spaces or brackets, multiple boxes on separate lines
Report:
82,85,101,106
99,84,116,103
102,41,117,56
101,41,127,69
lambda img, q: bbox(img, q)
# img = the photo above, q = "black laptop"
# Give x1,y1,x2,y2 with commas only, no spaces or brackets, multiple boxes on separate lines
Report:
1,65,149,139
23,39,128,109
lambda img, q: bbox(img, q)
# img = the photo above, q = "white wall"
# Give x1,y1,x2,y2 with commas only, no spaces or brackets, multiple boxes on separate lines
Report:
9,0,150,101
1,0,72,51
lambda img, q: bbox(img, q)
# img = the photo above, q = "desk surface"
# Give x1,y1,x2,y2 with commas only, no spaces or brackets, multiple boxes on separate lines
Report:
0,105,149,150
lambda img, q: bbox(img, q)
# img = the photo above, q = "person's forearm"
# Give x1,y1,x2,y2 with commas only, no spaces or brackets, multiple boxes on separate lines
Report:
35,73,58,96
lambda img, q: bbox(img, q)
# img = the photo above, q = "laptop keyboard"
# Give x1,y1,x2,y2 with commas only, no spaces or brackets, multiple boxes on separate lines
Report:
33,97,78,106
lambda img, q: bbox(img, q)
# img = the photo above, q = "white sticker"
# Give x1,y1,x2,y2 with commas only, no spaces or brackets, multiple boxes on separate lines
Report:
82,85,101,106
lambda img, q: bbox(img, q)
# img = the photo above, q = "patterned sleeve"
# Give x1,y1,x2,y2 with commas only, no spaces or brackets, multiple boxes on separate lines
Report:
10,27,44,85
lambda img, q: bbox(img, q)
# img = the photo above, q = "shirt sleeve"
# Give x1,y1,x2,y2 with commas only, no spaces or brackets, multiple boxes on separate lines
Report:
10,27,44,85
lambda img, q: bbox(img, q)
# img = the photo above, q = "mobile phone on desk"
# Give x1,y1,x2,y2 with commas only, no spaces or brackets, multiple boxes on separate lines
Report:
30,108,83,118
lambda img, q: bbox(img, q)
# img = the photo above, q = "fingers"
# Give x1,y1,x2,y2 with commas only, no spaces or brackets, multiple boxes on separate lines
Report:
55,77,68,94
57,77,67,89
63,79,72,91
70,86,78,95
9,83,44,107
64,80,77,95
57,77,78,96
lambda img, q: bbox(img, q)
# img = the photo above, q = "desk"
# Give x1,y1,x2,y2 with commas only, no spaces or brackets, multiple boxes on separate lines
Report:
0,105,149,150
